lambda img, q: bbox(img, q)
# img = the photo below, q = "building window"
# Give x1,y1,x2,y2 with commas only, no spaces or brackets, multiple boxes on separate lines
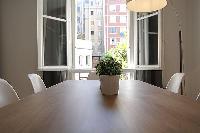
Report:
109,5,116,12
134,11,162,68
120,16,127,23
37,0,69,69
37,0,162,77
37,0,162,80
110,16,116,23
91,11,94,15
77,6,81,12
98,31,102,38
91,21,94,25
98,21,102,26
109,27,117,33
120,4,127,12
86,55,90,65
79,55,84,66
97,10,102,16
110,38,117,45
91,31,94,35
90,1,93,6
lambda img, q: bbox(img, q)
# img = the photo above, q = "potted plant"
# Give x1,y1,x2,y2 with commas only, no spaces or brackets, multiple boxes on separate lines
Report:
95,55,122,95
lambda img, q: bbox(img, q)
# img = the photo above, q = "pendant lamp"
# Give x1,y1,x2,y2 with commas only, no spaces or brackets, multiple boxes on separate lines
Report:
126,0,167,12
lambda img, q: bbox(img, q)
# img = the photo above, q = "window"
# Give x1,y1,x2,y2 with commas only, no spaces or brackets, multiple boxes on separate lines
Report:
120,4,127,12
96,0,101,6
110,38,117,45
109,5,116,12
120,16,127,23
37,0,161,80
79,55,84,66
98,21,102,26
134,11,162,68
91,31,94,35
91,21,94,25
110,16,116,23
97,10,102,16
90,1,93,6
77,6,81,12
109,27,117,33
98,31,102,38
86,55,90,65
91,11,94,15
37,0,70,69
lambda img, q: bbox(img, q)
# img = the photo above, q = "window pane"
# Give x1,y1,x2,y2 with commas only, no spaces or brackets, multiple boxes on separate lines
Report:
76,0,128,69
76,0,104,69
149,15,158,32
43,18,67,66
43,0,66,19
137,15,158,65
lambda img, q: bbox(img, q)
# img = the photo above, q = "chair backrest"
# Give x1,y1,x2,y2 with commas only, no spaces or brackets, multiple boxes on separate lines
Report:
196,92,200,101
0,78,19,108
87,71,99,80
28,74,46,94
166,73,185,94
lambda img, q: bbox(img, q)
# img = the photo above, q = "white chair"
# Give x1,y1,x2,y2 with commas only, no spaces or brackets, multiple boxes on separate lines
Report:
196,92,200,101
0,78,19,108
28,74,47,94
166,73,185,94
87,71,99,80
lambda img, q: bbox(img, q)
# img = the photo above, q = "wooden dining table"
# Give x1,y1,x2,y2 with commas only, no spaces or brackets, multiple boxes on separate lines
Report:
0,80,200,133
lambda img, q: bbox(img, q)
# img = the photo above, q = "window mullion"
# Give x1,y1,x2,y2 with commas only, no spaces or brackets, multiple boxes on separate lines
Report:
43,15,67,22
134,11,162,69
137,12,159,21
37,0,44,69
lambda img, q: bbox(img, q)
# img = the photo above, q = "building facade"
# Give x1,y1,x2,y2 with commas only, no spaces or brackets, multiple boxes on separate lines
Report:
104,0,128,50
76,0,128,68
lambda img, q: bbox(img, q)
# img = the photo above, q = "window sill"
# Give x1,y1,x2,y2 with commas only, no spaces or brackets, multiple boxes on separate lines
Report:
132,65,162,70
38,66,70,71
38,66,162,72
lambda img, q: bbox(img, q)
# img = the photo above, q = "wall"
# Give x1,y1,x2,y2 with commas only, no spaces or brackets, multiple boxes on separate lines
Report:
184,0,200,98
0,0,37,98
163,0,200,99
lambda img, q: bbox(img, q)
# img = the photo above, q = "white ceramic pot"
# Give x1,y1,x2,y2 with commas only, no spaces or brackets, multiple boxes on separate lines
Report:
100,75,120,95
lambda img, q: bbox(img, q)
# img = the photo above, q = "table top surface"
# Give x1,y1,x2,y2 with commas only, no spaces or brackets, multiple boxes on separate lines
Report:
0,80,200,133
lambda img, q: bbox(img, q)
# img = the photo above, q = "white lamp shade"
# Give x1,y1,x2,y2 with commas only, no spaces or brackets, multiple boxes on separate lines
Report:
127,0,167,12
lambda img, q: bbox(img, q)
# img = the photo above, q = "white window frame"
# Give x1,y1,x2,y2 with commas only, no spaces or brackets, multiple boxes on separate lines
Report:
37,0,72,71
71,10,162,79
37,1,162,78
133,11,162,70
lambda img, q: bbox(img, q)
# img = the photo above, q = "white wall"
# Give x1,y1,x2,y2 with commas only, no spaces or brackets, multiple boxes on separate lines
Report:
0,0,38,98
184,0,200,98
162,0,187,88
163,0,200,98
